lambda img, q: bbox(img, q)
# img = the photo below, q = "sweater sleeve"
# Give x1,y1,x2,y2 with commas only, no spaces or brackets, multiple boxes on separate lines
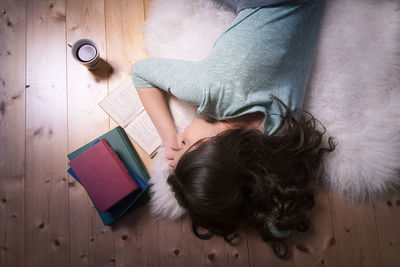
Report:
131,58,204,105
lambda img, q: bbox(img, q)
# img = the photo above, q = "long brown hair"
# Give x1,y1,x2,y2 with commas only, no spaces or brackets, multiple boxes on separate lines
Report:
167,98,336,258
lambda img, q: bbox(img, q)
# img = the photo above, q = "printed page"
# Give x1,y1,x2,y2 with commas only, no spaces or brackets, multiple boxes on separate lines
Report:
99,77,143,127
125,111,162,157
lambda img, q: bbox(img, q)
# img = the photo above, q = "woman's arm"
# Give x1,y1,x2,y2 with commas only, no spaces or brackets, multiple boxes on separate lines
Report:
132,58,203,104
136,86,178,146
136,86,180,167
131,58,204,168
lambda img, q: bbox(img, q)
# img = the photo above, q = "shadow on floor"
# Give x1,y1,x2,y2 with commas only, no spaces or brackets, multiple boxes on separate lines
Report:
89,58,114,80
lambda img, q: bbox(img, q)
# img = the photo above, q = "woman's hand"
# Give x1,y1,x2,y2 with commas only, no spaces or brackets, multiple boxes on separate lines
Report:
165,144,182,173
165,133,182,173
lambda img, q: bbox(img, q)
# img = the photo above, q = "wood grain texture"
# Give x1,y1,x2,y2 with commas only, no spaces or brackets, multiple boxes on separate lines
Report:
157,217,249,267
246,226,295,267
66,0,113,266
25,0,69,266
329,194,383,267
0,0,26,266
292,185,338,266
373,192,400,267
104,0,151,171
112,205,161,267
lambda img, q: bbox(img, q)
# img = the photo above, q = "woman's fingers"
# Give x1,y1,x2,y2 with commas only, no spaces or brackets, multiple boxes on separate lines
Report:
165,142,181,171
168,159,175,174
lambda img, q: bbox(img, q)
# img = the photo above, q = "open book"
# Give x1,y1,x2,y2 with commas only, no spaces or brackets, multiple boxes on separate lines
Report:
99,77,161,157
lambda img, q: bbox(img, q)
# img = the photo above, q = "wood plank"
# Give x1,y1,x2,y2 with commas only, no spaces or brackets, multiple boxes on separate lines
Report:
221,228,250,267
105,1,160,266
292,185,339,266
201,226,249,267
246,226,294,267
246,186,336,266
245,187,338,266
372,192,400,267
157,217,206,267
157,218,190,267
25,0,69,266
157,216,250,267
112,205,159,267
329,193,383,266
65,0,113,266
0,0,26,266
104,0,151,171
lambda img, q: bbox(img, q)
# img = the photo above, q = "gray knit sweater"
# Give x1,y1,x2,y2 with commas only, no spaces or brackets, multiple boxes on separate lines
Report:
213,0,312,14
132,0,325,135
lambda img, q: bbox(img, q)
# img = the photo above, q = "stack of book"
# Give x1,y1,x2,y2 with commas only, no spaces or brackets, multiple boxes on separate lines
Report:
67,126,150,225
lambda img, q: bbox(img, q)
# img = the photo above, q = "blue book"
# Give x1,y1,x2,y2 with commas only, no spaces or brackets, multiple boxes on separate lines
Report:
68,167,148,225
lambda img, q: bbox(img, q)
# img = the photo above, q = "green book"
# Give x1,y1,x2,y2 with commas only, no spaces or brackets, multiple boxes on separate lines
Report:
68,126,150,182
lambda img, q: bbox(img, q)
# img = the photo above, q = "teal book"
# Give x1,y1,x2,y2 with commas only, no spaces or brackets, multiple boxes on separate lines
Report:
67,126,151,225
68,126,149,182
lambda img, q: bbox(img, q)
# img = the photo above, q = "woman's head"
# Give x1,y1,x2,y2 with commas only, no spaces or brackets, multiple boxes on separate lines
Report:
172,117,231,167
167,108,336,244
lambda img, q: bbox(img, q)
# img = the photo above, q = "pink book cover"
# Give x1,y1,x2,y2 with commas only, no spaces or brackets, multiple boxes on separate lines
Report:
68,139,138,212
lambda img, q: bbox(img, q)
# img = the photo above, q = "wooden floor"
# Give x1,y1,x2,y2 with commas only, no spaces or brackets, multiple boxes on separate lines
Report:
1,0,400,266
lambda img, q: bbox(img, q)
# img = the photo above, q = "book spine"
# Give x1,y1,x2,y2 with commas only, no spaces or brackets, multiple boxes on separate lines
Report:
116,127,150,182
100,139,137,188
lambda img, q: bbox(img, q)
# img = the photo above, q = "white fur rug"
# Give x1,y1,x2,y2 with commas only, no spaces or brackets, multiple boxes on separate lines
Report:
144,0,400,221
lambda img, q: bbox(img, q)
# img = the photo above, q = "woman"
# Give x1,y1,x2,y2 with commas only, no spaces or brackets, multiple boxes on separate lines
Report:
132,0,335,258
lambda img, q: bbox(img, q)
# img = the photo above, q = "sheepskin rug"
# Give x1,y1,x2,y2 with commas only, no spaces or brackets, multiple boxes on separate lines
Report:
144,0,400,221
